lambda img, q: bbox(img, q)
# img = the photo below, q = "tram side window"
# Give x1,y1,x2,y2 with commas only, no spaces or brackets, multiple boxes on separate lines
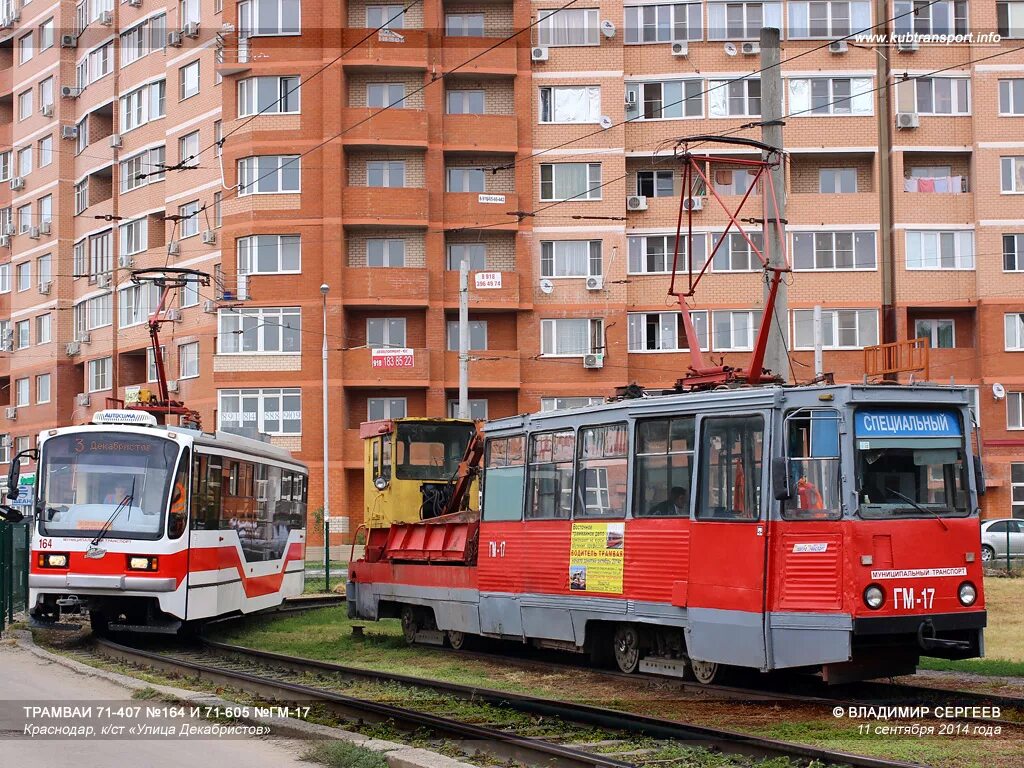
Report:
168,449,189,539
698,416,764,520
575,423,628,519
634,417,695,517
190,454,222,530
782,411,842,521
483,435,526,521
526,430,574,519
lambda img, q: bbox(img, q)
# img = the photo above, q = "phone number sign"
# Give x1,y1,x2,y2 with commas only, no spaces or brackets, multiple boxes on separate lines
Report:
371,348,415,368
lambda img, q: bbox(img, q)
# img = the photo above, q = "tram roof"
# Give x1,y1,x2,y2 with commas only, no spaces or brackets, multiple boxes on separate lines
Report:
484,383,975,435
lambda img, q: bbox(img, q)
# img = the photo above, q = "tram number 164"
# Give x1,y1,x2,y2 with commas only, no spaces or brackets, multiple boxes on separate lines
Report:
893,586,935,611
487,541,506,558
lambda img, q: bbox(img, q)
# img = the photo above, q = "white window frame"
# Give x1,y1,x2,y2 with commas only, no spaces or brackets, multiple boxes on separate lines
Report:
238,234,301,274
539,85,601,124
238,75,300,117
707,1,783,40
35,313,51,344
36,373,51,405
625,79,704,120
87,357,112,393
540,240,602,278
711,309,762,351
366,238,406,267
627,310,710,352
905,230,975,270
708,78,761,117
624,2,703,43
15,378,29,407
788,0,871,38
914,318,956,349
446,89,485,115
818,167,858,193
368,397,407,421
540,396,604,411
120,218,148,256
366,317,407,348
788,76,873,116
446,320,488,351
179,60,200,100
537,8,600,46
447,399,489,420
179,342,200,379
896,0,968,36
1008,391,1024,430
1006,313,1024,351
792,308,878,350
999,78,1024,115
237,155,300,195
238,0,302,36
1001,157,1024,194
540,162,602,201
218,306,302,354
540,317,604,357
217,388,303,435
446,243,486,271
627,233,707,274
711,231,763,272
1004,233,1024,272
912,77,971,115
792,231,876,271
368,160,406,188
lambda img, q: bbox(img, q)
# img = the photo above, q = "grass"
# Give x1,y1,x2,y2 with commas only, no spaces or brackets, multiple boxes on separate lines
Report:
301,741,389,768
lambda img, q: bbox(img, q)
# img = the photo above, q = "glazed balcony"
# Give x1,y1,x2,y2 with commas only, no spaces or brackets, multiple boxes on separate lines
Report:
342,107,428,149
341,28,428,70
342,186,429,228
341,347,433,387
442,113,518,154
440,36,517,76
443,351,520,388
340,267,430,307
443,191,519,231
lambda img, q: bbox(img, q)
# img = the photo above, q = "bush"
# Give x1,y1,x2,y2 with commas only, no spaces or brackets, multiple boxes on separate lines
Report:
302,740,389,768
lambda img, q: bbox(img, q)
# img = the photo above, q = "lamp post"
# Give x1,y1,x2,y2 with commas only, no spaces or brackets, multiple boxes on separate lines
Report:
320,283,331,592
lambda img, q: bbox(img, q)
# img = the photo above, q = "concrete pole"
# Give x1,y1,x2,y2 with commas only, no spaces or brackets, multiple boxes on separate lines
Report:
813,304,824,379
760,27,790,384
320,283,330,590
458,258,469,419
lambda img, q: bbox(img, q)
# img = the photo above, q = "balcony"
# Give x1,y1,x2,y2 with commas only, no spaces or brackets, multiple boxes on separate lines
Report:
342,28,428,70
342,186,429,228
341,348,433,387
787,192,879,224
443,351,520,389
442,270,523,310
440,36,517,76
341,267,430,307
342,108,428,149
442,114,518,154
215,33,254,76
896,179,975,224
443,191,519,231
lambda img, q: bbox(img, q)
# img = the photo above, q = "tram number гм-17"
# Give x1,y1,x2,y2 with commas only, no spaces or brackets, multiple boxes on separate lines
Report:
487,540,506,558
892,586,935,610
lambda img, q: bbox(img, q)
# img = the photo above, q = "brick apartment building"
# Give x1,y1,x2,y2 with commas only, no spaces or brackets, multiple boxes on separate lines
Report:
0,0,1021,541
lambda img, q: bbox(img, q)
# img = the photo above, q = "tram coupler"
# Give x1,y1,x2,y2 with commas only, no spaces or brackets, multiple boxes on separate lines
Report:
917,619,971,652
56,595,82,613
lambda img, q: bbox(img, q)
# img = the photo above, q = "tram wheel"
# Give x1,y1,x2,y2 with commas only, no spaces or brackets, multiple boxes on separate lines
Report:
400,605,419,645
446,630,466,650
612,625,641,674
689,658,720,685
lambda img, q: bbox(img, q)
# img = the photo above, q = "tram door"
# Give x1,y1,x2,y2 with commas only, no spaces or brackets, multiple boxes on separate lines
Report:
684,413,770,669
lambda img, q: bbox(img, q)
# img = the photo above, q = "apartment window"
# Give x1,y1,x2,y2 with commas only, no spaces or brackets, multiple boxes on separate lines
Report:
36,254,51,286
13,436,29,462
792,77,872,116
905,230,974,270
539,85,600,123
712,310,762,351
540,318,604,356
39,77,54,110
819,167,857,193
628,233,707,273
896,0,967,35
1013,464,1024,517
540,163,601,201
367,4,404,28
36,374,51,404
1000,79,1024,115
1008,392,1024,429
628,311,710,352
627,80,703,121
0,208,9,236
712,168,759,195
367,83,405,108
635,170,674,197
121,80,166,131
218,388,302,435
446,320,488,350
238,0,301,35
15,378,29,407
120,146,166,192
446,243,486,271
180,279,199,308
625,2,702,43
118,283,160,328
913,77,970,115
789,0,870,37
447,399,488,420
17,90,32,121
368,397,406,421
39,18,54,50
88,357,112,392
76,118,89,155
0,437,8,464
0,265,8,293
38,195,52,226
541,240,602,278
1007,313,1024,351
915,318,955,349
18,33,32,65
179,200,201,238
89,43,113,81
367,160,405,188
15,261,29,291
35,314,51,344
218,307,301,354
15,320,29,350
709,79,761,116
179,60,200,100
77,58,88,89
73,240,86,278
447,89,485,115
366,238,405,267
447,167,485,193
1001,157,1024,194
1005,234,1024,271
367,317,406,348
214,192,222,227
238,75,300,116
537,8,599,46
17,206,31,235
175,132,200,171
793,231,876,270
17,147,31,177
89,231,112,279
793,309,878,349
237,155,300,194
179,342,199,379
0,151,9,181
120,15,165,67
120,218,148,256
708,1,782,39
540,396,604,411
712,232,763,271
238,234,301,274
38,136,53,168
445,13,484,36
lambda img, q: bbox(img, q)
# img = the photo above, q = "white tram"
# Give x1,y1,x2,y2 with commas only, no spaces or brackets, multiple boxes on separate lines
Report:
17,410,308,633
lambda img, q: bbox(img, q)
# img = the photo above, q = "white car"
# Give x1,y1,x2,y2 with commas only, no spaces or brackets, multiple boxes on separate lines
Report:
980,518,1024,563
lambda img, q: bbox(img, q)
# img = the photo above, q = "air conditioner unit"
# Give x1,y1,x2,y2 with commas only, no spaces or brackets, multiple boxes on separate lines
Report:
65,341,80,356
671,41,688,57
167,241,180,256
5,407,16,421
10,177,24,191
99,10,113,25
166,308,182,322
183,21,200,38
166,380,179,393
60,34,78,48
0,339,11,352
40,104,53,117
78,331,92,344
28,226,40,240
583,353,604,369
98,273,112,287
61,125,79,140
167,31,184,47
76,393,91,407
531,45,549,62
682,196,703,211
829,40,849,54
201,229,217,245
38,281,51,295
626,195,648,211
61,86,81,99
741,42,760,55
897,37,919,52
203,299,217,313
128,0,142,5
118,254,134,268
896,111,920,129
39,220,51,234
585,276,604,291
0,235,9,248
109,133,122,148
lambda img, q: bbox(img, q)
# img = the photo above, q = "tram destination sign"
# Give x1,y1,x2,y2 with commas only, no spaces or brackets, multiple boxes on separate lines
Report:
854,409,961,439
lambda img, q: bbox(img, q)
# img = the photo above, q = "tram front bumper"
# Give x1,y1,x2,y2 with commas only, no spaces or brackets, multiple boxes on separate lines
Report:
30,573,178,593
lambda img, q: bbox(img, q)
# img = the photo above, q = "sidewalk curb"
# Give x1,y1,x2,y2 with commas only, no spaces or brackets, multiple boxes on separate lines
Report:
9,631,474,768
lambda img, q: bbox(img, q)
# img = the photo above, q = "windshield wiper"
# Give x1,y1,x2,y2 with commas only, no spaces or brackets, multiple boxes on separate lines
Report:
884,486,949,531
90,478,137,547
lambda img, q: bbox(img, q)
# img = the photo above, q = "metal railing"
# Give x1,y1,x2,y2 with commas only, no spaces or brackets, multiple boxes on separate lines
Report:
863,337,930,379
0,520,30,631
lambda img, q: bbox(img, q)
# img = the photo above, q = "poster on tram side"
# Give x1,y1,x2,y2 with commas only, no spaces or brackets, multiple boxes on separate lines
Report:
569,522,625,594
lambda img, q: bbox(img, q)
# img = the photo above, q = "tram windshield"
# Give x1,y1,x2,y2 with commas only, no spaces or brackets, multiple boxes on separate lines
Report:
394,422,475,481
37,432,180,540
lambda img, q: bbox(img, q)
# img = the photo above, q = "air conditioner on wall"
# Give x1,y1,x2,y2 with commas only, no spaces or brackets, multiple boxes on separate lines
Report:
167,31,183,47
61,125,79,140
119,254,134,268
829,40,848,54
38,281,51,295
60,34,78,48
741,42,760,55
583,353,604,369
0,235,9,248
61,86,81,99
66,341,81,356
99,10,112,25
166,380,179,393
897,37,919,52
40,220,51,234
626,195,648,211
40,104,53,117
10,177,24,190
671,41,688,56
682,196,704,211
5,407,16,420
203,299,217,313
586,276,603,291
183,21,200,38
202,230,217,245
896,112,919,129
531,46,549,61
109,133,122,148
76,393,91,407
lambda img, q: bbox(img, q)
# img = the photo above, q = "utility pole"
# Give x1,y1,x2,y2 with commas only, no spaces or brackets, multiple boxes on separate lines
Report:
458,258,469,419
760,27,790,384
320,283,330,591
813,304,824,379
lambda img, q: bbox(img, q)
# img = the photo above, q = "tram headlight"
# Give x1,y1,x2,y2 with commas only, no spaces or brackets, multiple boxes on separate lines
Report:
37,552,69,568
127,555,158,571
863,584,885,610
958,581,978,607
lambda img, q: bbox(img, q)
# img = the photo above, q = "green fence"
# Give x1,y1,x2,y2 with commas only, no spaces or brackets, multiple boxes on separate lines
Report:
1,521,30,631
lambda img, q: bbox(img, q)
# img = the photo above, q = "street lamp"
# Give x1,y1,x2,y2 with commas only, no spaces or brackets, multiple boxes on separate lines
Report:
320,283,331,592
